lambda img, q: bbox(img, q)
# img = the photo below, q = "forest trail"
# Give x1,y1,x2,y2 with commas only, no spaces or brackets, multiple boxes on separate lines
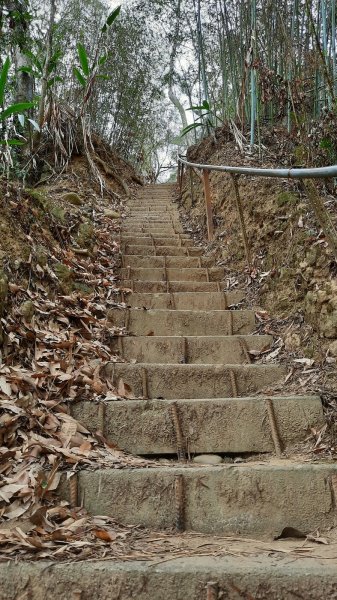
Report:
3,184,337,598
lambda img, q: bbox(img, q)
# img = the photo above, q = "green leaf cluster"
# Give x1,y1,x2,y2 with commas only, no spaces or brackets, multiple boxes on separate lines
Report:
0,57,34,147
73,6,121,89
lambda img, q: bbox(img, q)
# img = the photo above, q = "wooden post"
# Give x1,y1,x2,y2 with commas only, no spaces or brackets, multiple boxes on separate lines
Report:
189,167,195,205
180,163,185,192
202,169,214,241
230,174,252,270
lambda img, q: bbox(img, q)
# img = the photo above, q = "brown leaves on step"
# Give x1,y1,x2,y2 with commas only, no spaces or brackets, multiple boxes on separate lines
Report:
0,510,133,559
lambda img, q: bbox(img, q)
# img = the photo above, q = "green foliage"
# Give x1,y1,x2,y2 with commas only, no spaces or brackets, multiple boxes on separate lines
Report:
276,192,298,207
0,58,34,148
73,7,121,106
0,58,10,106
181,100,218,138
73,67,86,87
77,43,90,77
102,6,121,33
0,102,34,121
20,48,64,88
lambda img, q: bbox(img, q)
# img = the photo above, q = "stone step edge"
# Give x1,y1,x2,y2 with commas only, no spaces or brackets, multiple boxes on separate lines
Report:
72,395,323,454
57,462,337,538
2,555,336,599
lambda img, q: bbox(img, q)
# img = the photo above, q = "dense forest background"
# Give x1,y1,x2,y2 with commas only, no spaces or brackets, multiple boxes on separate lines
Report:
1,0,337,181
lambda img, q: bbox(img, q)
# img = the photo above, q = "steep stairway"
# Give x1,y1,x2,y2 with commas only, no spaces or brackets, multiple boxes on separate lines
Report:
17,182,336,599
68,183,337,540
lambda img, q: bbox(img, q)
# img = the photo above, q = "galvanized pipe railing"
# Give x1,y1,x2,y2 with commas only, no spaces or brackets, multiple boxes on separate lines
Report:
177,154,337,269
178,155,337,180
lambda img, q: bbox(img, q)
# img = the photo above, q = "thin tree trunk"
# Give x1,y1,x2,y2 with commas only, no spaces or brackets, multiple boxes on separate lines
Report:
35,0,56,144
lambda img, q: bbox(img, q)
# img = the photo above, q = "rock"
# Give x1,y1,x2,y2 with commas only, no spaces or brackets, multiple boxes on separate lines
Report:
0,271,8,306
36,245,48,267
306,247,319,267
104,210,120,219
328,340,337,357
321,311,337,338
62,192,83,206
193,454,223,465
284,333,301,352
317,290,329,304
20,300,34,321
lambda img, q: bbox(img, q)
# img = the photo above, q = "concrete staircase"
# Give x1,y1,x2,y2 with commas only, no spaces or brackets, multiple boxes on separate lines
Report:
35,182,337,598
68,183,337,535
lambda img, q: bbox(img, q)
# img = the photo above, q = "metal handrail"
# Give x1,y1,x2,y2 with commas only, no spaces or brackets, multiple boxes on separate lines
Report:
176,153,337,269
178,154,337,179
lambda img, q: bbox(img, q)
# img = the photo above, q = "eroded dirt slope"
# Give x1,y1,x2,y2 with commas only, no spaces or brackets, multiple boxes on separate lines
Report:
179,125,337,447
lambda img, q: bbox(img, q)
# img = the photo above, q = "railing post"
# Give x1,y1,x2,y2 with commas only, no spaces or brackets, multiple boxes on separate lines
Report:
180,163,185,192
202,168,214,241
188,166,195,205
230,174,252,270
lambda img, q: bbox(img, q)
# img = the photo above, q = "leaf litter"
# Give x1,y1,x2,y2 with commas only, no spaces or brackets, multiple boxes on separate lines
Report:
0,173,161,560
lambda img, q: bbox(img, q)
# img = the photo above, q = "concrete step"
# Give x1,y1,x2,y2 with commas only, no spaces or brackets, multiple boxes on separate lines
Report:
107,362,285,398
121,233,191,242
122,237,195,248
121,281,230,293
4,553,337,599
128,200,173,205
127,205,179,217
118,290,244,309
120,267,224,282
72,395,323,455
122,232,190,237
122,224,182,230
124,217,179,223
123,245,203,256
111,334,271,364
122,229,181,235
122,255,214,269
109,308,255,336
58,461,337,537
125,212,179,217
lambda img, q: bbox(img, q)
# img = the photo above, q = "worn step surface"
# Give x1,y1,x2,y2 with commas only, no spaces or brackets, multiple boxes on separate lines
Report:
108,363,285,398
3,554,337,600
72,395,324,455
122,255,214,268
120,266,224,282
123,244,203,256
117,291,244,309
110,334,271,363
121,280,228,293
109,308,255,336
59,462,337,537
121,235,194,246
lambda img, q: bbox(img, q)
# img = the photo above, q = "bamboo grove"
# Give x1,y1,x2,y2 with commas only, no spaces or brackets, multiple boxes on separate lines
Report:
0,0,337,178
163,0,337,146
